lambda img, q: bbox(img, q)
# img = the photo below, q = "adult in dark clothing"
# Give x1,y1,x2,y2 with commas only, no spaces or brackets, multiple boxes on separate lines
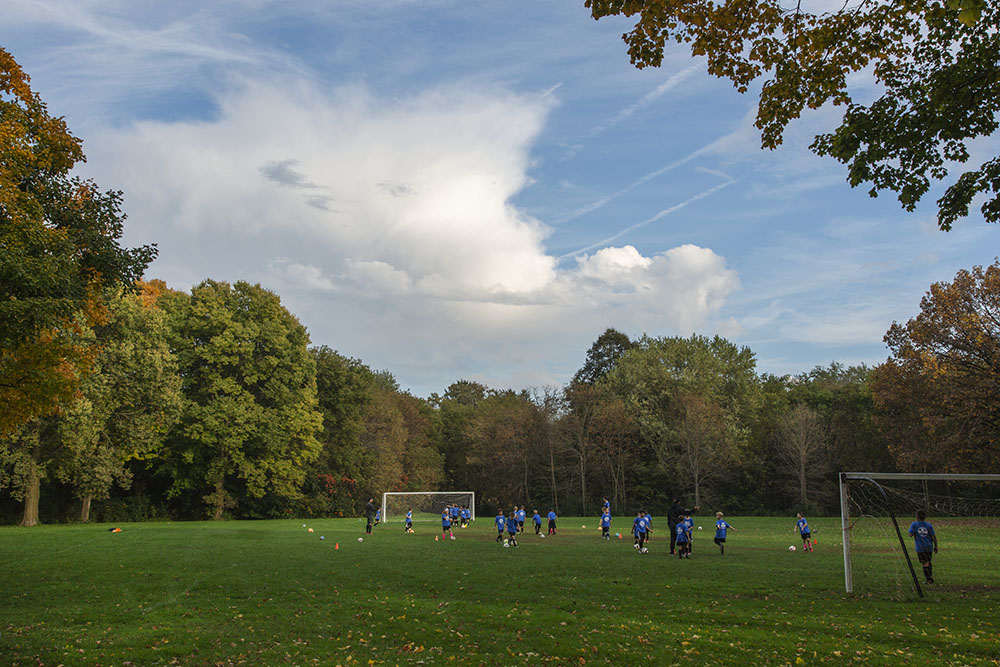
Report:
365,498,377,534
667,498,695,555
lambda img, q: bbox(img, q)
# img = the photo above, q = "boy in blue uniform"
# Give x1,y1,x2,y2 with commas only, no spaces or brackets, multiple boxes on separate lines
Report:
633,510,649,552
495,509,506,543
682,514,694,556
795,513,814,552
517,506,526,533
462,505,471,527
714,511,736,555
547,509,557,535
532,509,542,534
506,510,519,547
441,508,453,540
600,507,612,540
405,508,413,533
909,510,938,584
675,520,690,558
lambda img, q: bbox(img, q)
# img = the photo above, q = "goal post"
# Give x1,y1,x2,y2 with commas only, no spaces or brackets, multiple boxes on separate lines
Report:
840,472,1000,597
381,491,475,523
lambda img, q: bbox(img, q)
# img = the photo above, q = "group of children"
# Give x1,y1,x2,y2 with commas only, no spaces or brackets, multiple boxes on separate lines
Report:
493,507,560,546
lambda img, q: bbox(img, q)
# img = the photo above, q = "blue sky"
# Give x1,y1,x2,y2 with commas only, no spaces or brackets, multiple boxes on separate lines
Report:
6,0,998,397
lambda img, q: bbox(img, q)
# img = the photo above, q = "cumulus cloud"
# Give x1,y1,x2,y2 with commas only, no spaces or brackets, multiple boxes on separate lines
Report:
83,79,740,394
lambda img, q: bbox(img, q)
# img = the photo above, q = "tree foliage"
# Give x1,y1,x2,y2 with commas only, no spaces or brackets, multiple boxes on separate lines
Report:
585,1,1000,229
0,48,156,436
871,259,1000,471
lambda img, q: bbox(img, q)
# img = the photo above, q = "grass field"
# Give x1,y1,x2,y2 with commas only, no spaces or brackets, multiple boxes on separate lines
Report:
2,516,998,665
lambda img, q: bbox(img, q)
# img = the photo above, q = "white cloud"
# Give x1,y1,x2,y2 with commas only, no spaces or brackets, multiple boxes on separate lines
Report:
81,79,741,394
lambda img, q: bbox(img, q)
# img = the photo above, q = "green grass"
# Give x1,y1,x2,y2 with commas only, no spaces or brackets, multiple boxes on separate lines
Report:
2,517,998,665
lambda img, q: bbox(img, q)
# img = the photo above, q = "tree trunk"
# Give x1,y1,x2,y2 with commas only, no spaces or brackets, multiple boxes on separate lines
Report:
549,446,559,513
579,444,587,516
799,456,808,510
80,495,92,523
20,438,42,527
213,478,225,520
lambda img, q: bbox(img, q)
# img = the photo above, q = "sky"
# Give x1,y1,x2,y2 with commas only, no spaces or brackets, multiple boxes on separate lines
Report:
5,0,998,398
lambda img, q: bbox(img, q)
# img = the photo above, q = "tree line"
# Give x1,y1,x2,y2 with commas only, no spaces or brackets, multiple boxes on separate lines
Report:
3,47,998,525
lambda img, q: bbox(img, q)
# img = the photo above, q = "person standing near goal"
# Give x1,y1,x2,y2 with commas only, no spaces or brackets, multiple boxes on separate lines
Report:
795,513,814,552
364,498,376,534
909,510,938,584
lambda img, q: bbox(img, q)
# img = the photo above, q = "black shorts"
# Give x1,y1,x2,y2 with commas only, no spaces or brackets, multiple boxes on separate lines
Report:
714,537,725,545
800,532,811,540
917,551,933,564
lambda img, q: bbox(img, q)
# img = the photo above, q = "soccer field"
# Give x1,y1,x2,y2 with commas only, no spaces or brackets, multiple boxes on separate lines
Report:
2,517,998,665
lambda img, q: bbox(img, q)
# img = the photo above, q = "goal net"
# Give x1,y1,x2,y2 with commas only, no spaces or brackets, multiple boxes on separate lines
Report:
840,473,1000,598
382,491,475,523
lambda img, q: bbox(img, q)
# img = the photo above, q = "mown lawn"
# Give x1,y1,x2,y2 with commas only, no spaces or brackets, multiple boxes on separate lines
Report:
2,516,997,665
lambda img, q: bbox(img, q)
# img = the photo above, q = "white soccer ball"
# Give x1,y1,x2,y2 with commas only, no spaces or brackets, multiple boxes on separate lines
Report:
698,526,703,530
450,535,455,540
320,536,325,540
302,524,306,528
540,534,545,539
503,540,509,547
641,548,648,554
581,524,586,528
789,545,796,552
358,537,364,542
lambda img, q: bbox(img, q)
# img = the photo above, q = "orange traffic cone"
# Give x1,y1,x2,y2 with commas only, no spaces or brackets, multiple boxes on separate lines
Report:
334,542,339,550
435,535,439,541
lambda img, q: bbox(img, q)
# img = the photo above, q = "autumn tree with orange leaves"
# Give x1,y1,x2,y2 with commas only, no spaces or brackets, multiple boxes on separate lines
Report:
871,260,1000,472
0,48,156,524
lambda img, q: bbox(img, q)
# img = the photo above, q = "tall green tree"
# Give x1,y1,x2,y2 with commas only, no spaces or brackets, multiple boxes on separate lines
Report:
586,1,1000,229
573,328,633,385
52,286,181,522
160,280,322,519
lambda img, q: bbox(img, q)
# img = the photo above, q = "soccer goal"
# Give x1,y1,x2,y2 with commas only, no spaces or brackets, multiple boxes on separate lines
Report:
381,491,475,523
839,472,1000,598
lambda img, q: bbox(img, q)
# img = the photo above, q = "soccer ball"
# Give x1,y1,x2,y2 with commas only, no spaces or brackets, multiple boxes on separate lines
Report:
788,545,796,552
641,548,649,554
582,524,586,528
450,535,456,541
698,526,703,530
358,537,364,542
540,533,545,539
320,536,325,540
302,524,306,528
503,539,509,547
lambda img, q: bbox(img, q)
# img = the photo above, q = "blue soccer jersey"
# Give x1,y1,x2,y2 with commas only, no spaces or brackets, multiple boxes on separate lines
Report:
632,516,642,535
533,512,542,525
909,520,935,552
797,517,810,535
715,519,730,539
675,522,689,543
441,511,451,528
405,510,412,523
600,513,611,528
506,516,518,534
547,511,557,521
495,514,505,532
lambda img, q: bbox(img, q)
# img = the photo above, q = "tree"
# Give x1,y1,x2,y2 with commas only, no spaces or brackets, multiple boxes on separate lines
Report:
871,260,1000,471
1,48,156,436
603,334,759,506
573,328,633,385
53,286,181,522
159,280,322,519
585,1,1000,229
777,403,826,511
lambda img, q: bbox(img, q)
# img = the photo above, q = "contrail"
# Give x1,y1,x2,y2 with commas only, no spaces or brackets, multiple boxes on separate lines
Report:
559,179,737,260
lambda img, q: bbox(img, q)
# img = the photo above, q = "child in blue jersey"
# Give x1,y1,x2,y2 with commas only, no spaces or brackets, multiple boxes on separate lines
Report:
441,508,453,540
374,507,381,526
603,497,611,512
909,510,938,584
675,520,690,558
405,509,413,533
450,504,460,527
532,510,542,534
600,508,612,540
506,510,519,547
633,510,649,552
517,506,526,533
714,511,736,555
547,509,557,535
795,513,814,552
495,509,506,543
682,514,694,556
462,505,471,527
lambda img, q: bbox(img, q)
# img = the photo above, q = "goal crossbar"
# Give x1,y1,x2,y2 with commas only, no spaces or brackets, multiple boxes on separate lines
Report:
381,491,476,522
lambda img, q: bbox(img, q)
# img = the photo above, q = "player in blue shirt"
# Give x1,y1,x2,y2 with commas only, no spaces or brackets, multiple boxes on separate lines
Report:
795,513,814,552
603,497,611,513
517,506,526,533
714,511,736,555
495,509,506,543
405,509,413,533
374,507,381,526
632,510,649,552
462,505,471,527
908,510,938,584
506,510,519,547
675,520,690,558
600,507,612,540
682,514,694,556
441,508,453,540
532,509,542,534
547,509,558,534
